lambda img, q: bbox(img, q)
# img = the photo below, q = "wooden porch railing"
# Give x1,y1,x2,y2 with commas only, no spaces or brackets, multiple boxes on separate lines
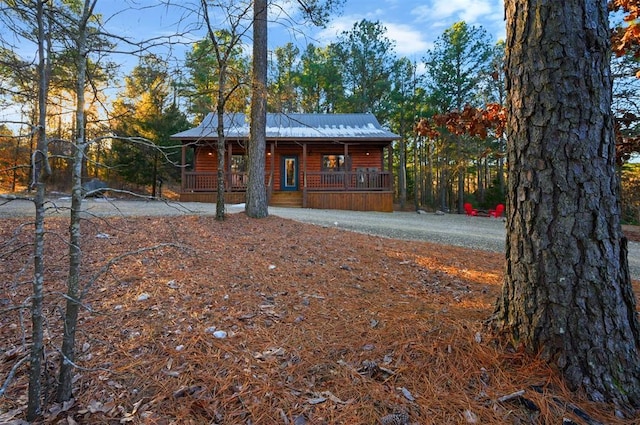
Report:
183,170,392,192
304,171,392,191
183,171,248,192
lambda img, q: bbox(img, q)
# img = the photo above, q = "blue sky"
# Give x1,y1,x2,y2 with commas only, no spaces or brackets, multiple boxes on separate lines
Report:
0,0,505,125
290,0,506,57
94,0,506,65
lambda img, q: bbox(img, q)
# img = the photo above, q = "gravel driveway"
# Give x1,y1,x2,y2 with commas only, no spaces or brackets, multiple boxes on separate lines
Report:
2,197,639,279
269,206,507,252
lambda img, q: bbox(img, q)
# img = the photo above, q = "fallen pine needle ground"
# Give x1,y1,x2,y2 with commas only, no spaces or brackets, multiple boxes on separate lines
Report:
1,213,639,424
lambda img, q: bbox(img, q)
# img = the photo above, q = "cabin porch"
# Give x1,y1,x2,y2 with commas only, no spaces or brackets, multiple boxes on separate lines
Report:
179,169,394,212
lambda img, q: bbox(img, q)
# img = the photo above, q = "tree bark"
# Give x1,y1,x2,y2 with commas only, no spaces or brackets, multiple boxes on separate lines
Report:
57,0,95,403
246,0,268,218
214,44,226,221
28,0,52,419
494,0,640,409
216,110,226,220
199,0,231,221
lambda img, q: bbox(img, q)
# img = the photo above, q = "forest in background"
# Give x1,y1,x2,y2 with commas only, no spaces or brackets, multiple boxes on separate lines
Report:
0,1,639,221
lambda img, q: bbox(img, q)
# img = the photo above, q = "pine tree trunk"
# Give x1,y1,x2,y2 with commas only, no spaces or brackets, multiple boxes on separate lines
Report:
57,0,93,402
246,0,268,218
398,138,406,210
56,89,84,404
28,184,46,421
27,1,52,419
215,45,227,220
494,0,640,408
216,107,226,221
457,146,464,214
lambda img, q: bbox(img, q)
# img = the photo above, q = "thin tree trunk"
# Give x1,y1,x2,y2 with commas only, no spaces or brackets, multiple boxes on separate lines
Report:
426,139,432,205
216,109,226,220
413,138,419,210
398,139,406,209
199,0,230,221
398,111,406,209
246,0,268,218
28,184,46,421
57,153,83,402
11,137,20,192
494,0,640,409
439,166,447,211
151,150,158,198
57,0,95,402
498,135,505,195
456,139,464,213
27,0,52,419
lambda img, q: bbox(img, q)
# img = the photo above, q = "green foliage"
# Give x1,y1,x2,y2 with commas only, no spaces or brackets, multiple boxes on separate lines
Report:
387,58,426,134
182,34,250,121
296,0,345,27
479,40,506,105
420,22,500,211
479,179,506,210
296,43,345,113
332,20,396,120
268,42,301,112
248,18,505,210
621,162,640,224
424,21,493,112
108,55,190,189
0,0,509,210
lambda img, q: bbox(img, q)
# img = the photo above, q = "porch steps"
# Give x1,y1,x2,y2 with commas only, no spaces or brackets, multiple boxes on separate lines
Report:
269,191,303,208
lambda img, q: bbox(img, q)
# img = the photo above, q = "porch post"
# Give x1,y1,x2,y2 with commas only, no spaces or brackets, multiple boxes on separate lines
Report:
270,142,275,188
181,143,186,192
302,143,307,208
227,143,233,188
387,144,393,191
344,143,349,190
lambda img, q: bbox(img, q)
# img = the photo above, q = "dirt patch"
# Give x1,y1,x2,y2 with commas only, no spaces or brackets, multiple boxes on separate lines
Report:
0,214,638,424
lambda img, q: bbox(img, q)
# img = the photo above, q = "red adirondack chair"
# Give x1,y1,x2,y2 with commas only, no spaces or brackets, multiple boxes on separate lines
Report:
464,203,478,216
489,203,504,218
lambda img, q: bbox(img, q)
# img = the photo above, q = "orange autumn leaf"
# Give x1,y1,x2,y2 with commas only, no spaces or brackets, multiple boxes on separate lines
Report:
415,103,506,142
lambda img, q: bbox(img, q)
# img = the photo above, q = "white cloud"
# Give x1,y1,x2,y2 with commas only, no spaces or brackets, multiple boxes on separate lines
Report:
409,0,505,44
384,23,430,56
309,13,430,57
269,0,504,57
315,15,354,43
412,0,496,24
269,0,299,22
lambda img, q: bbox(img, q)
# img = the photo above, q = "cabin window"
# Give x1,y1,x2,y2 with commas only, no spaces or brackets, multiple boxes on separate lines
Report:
322,154,345,171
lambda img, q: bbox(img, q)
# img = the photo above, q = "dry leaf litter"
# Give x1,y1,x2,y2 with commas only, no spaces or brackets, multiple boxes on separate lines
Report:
1,213,639,424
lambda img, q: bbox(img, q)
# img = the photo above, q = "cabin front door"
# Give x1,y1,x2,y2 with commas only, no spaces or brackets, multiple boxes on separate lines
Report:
281,155,298,191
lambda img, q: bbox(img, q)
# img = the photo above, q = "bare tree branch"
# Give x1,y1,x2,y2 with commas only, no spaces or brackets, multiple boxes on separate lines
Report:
0,355,29,398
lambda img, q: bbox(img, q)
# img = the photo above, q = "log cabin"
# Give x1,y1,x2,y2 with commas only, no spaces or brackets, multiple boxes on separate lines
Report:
171,112,400,212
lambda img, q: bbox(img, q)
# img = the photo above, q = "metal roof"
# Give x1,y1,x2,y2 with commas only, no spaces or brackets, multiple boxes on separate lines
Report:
171,112,400,141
